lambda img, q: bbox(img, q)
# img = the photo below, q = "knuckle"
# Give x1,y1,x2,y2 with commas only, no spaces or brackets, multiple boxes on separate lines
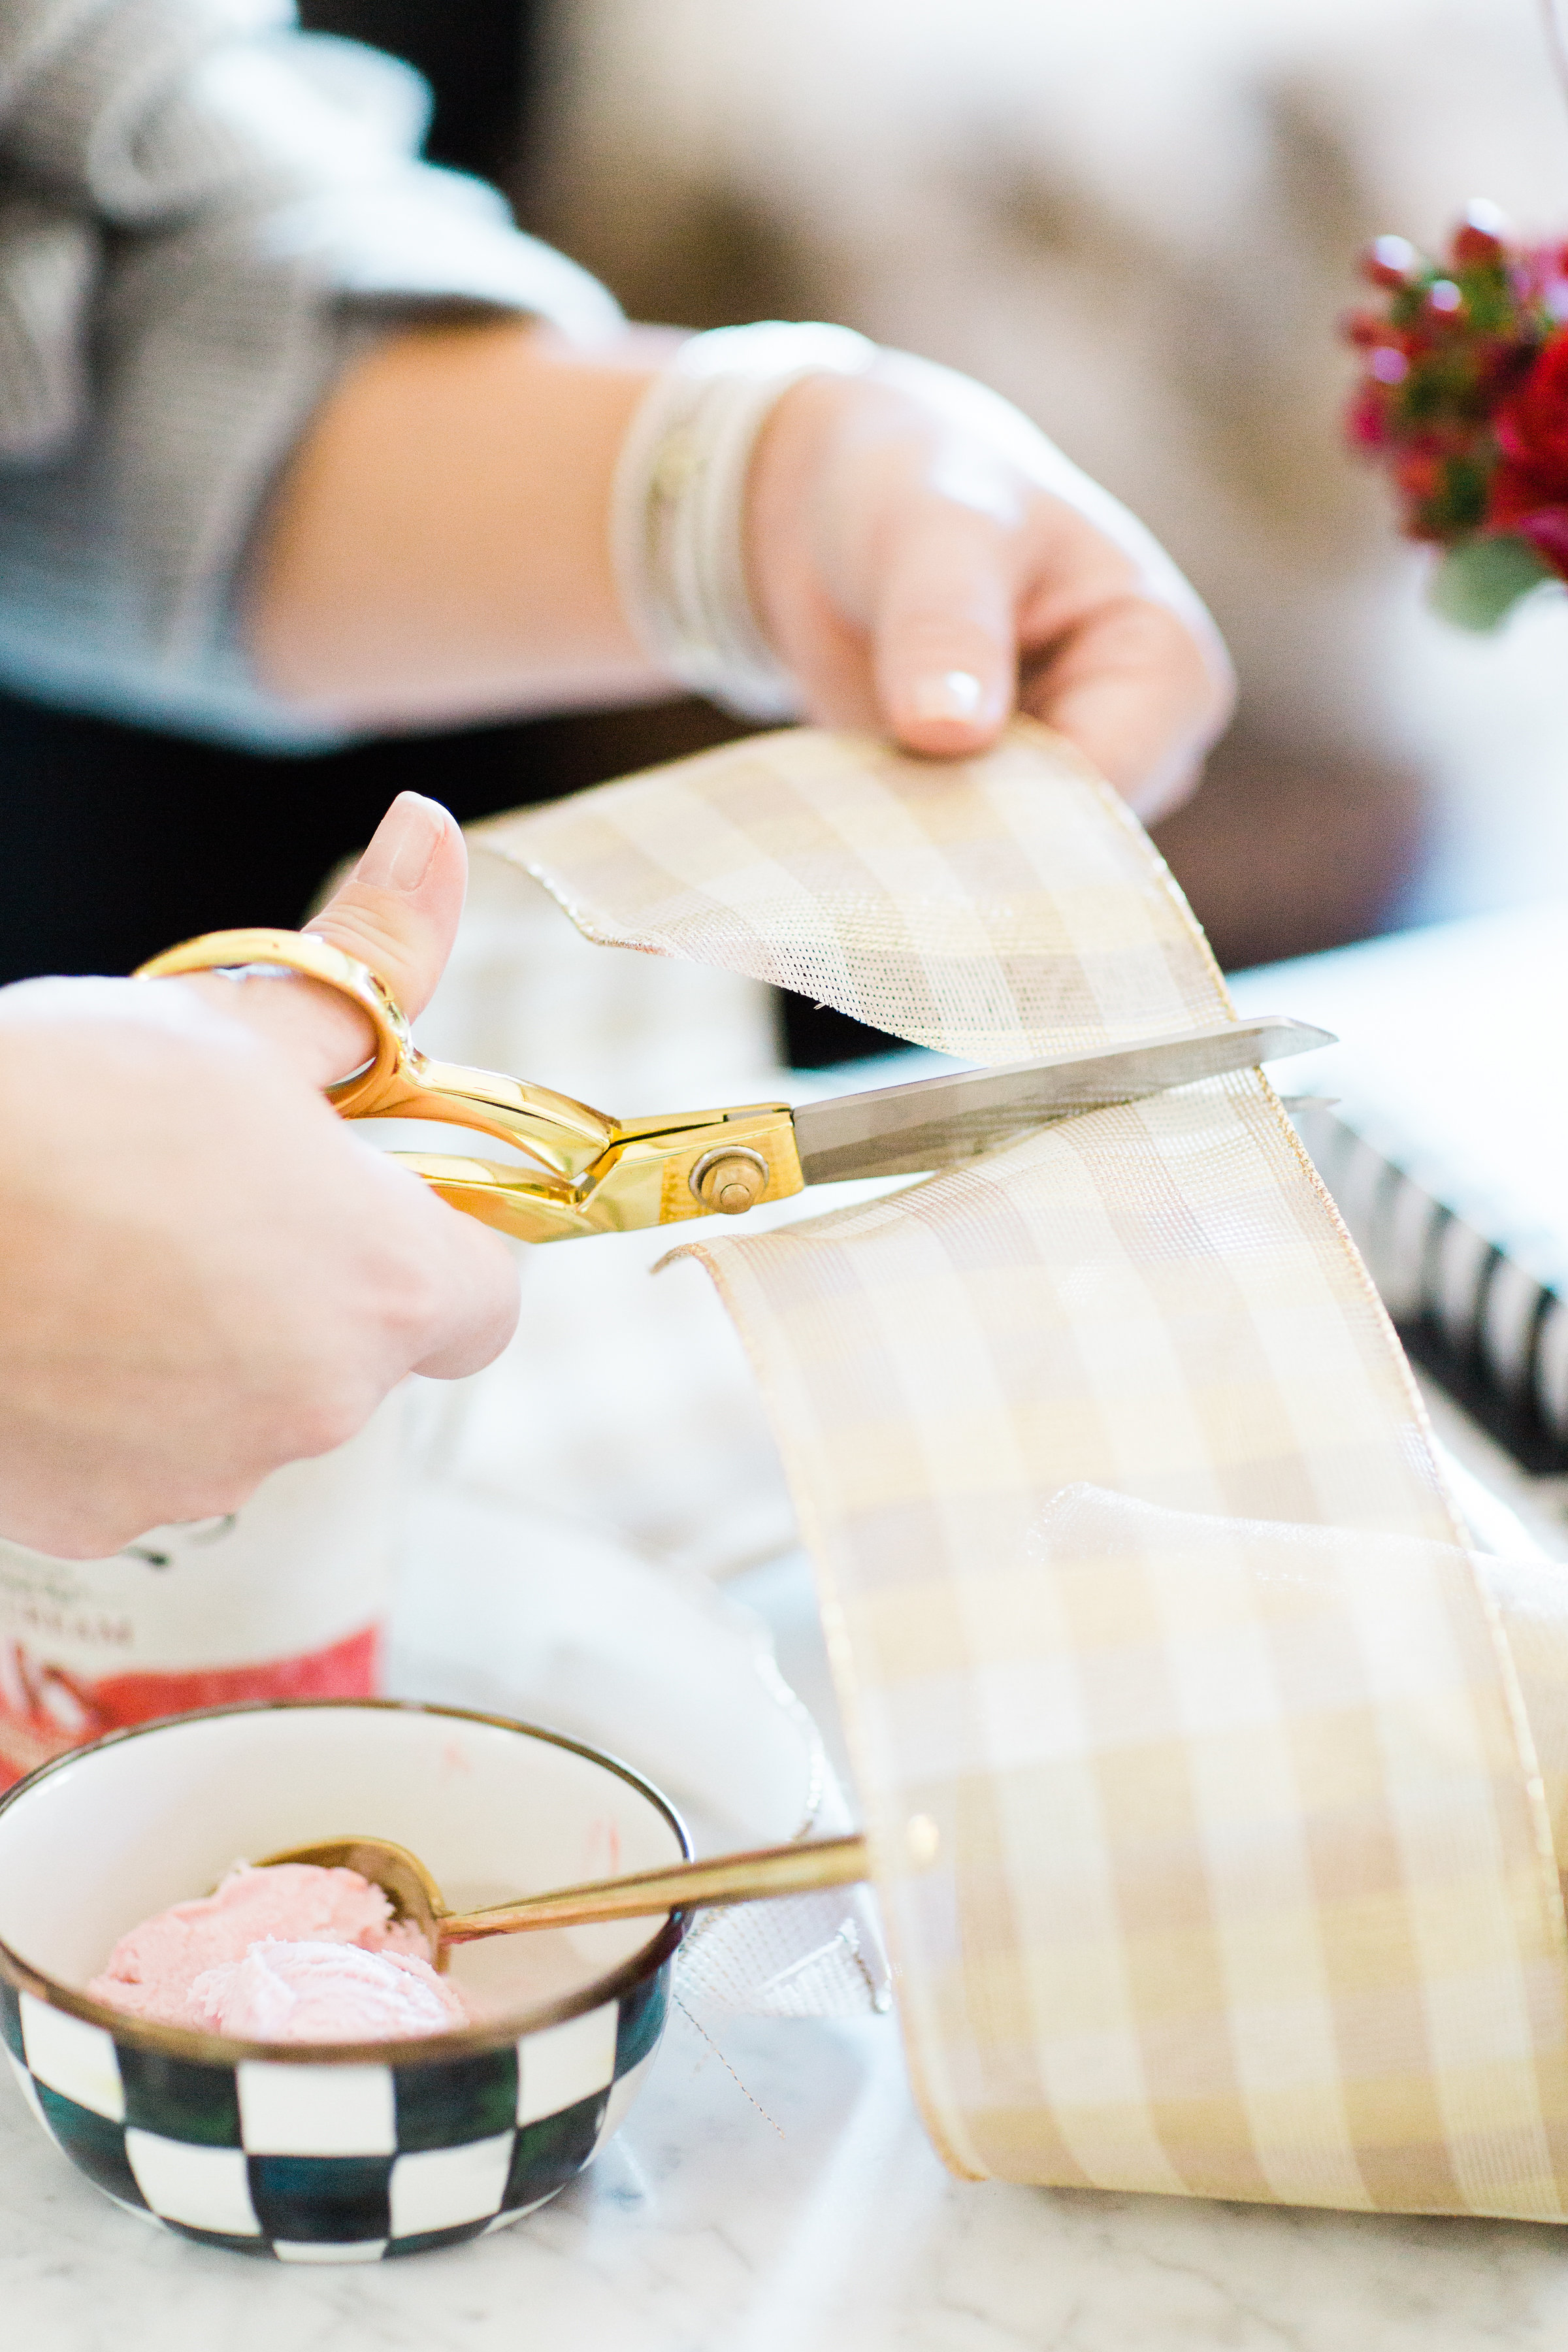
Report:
308,896,421,1000
374,1249,448,1348
1119,595,1235,723
22,1514,134,1563
276,1383,377,1463
253,1335,395,1463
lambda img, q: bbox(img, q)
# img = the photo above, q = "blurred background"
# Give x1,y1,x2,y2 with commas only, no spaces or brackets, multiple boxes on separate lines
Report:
14,0,1568,1063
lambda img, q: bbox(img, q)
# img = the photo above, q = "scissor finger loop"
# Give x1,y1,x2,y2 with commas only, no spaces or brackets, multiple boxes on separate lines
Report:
133,927,806,1243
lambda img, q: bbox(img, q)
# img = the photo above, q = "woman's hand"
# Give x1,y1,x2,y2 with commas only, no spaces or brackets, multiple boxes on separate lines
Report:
746,352,1235,821
248,322,1232,821
0,793,518,1559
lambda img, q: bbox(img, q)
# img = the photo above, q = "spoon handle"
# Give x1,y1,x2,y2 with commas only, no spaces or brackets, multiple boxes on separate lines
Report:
439,1832,870,1944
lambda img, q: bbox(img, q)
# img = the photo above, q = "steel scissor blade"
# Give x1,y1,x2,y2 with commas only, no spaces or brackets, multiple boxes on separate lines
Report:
791,1016,1335,1185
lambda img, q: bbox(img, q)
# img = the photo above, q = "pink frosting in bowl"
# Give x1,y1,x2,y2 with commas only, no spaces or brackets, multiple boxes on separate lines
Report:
0,1699,689,2262
88,1863,471,2042
188,1936,466,2040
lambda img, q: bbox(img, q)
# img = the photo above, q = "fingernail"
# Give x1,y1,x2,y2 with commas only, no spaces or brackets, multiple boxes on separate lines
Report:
352,793,446,892
909,670,985,725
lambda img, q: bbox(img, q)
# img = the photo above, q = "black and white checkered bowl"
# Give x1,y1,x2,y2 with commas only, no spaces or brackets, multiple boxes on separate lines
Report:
0,1700,687,2261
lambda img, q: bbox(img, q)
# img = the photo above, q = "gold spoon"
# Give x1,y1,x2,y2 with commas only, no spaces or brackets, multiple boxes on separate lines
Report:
257,1831,893,1970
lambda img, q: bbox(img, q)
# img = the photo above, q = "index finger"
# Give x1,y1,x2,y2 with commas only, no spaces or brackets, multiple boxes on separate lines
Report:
1021,588,1233,823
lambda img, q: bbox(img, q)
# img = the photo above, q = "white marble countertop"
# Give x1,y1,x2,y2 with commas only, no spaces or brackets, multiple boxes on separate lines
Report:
10,1411,1568,2345
9,1997,1568,2352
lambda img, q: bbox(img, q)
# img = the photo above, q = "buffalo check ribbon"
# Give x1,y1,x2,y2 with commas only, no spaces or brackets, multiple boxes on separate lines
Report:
477,721,1568,2220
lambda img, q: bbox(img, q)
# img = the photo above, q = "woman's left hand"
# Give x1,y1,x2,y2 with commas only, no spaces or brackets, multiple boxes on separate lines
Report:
253,320,1232,821
745,350,1235,821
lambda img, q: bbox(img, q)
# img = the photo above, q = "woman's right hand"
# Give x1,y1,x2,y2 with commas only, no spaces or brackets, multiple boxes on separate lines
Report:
0,793,519,1559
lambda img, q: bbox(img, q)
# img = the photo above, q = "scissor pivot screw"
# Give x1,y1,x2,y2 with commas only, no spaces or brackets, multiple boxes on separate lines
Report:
690,1146,770,1216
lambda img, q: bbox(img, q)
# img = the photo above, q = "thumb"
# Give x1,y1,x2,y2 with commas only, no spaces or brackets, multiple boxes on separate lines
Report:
165,793,470,1086
871,501,1017,756
308,791,468,1020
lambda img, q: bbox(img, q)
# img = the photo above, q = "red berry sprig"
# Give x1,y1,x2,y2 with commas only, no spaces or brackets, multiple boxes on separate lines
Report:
1344,201,1568,625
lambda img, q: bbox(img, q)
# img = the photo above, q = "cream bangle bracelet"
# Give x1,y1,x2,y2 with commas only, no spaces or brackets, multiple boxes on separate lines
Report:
609,319,877,720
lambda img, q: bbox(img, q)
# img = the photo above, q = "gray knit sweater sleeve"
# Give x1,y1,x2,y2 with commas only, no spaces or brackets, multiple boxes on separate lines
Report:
0,0,622,746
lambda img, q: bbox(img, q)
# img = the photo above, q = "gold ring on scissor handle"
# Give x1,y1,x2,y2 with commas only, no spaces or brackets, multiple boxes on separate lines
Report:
134,926,806,1243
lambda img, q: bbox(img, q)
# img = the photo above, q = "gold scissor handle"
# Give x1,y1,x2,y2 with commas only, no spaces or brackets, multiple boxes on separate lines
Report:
135,928,804,1243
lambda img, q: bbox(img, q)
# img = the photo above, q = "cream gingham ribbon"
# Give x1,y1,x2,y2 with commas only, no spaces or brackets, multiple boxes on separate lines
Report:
476,722,1568,2221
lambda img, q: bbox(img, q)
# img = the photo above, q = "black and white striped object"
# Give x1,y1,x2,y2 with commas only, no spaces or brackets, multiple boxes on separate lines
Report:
1230,905,1568,1475
1291,1103,1568,1471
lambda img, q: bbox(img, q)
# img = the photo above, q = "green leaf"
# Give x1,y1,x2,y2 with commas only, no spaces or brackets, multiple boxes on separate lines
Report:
1426,534,1558,630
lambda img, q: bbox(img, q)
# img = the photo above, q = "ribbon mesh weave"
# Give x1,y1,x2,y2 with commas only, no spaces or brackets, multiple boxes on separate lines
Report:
483,723,1226,1060
480,722,1568,2219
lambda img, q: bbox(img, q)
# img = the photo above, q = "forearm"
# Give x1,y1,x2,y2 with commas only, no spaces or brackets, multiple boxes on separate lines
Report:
245,310,1230,805
246,321,680,730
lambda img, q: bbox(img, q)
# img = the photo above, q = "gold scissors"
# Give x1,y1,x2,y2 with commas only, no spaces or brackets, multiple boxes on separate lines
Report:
137,928,1333,1246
